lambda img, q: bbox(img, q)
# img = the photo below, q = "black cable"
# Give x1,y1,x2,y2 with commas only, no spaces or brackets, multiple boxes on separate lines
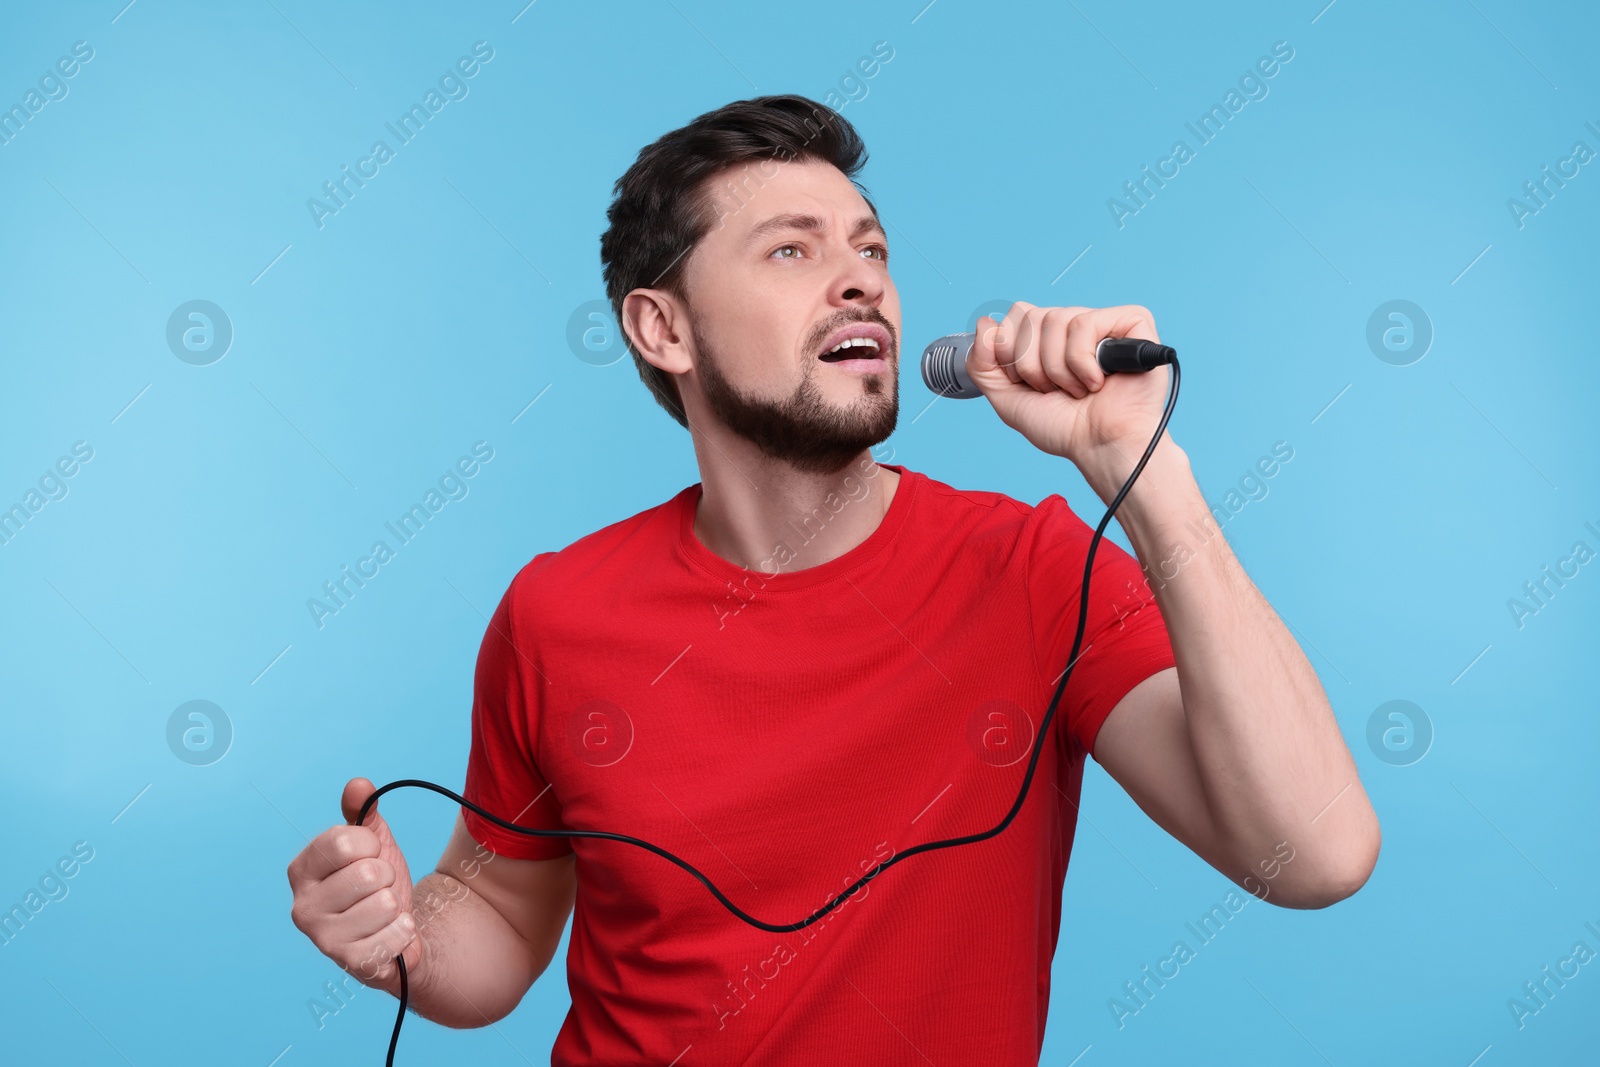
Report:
352,357,1180,1063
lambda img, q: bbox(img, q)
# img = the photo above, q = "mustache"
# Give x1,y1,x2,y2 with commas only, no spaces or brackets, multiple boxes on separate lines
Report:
806,308,898,358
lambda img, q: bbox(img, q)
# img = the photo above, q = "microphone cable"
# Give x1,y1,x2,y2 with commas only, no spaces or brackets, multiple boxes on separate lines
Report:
353,352,1180,1064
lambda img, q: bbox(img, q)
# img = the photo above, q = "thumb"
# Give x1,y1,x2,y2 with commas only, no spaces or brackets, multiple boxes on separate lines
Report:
341,776,382,829
342,777,416,903
967,314,1024,398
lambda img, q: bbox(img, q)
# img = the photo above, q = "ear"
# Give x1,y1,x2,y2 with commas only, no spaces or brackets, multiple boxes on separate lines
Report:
622,289,694,377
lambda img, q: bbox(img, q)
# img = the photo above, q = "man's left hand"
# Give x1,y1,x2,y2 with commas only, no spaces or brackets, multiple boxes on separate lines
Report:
966,301,1177,492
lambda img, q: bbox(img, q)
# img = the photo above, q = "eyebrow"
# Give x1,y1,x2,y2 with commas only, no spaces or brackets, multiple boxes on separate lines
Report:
743,212,886,247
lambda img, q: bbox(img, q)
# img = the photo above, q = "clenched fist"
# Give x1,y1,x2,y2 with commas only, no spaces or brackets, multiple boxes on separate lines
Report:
966,301,1178,497
286,777,423,989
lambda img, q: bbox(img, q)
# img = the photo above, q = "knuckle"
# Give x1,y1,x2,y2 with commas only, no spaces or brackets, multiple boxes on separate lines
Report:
353,858,381,888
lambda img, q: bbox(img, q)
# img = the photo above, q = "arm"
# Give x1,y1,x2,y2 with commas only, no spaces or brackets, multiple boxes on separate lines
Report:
1085,444,1380,909
964,300,1380,909
373,814,577,1027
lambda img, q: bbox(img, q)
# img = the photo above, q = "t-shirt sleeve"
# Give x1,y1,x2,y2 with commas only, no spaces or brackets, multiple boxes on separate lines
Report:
460,563,575,860
1025,492,1177,762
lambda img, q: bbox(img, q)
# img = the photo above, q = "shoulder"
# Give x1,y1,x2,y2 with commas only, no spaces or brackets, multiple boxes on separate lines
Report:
909,466,1082,543
501,485,692,614
890,467,1099,588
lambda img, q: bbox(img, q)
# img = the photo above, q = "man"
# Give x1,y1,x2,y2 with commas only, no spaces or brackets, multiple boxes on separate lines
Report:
286,95,1380,1064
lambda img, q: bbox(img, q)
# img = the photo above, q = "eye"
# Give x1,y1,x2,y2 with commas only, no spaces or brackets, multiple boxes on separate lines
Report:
770,244,803,260
861,243,889,262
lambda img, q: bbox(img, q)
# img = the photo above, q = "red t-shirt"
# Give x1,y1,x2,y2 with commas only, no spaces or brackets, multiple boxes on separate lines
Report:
462,462,1175,1066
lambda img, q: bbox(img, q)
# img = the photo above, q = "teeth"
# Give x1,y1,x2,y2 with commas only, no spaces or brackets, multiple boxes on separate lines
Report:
825,336,881,356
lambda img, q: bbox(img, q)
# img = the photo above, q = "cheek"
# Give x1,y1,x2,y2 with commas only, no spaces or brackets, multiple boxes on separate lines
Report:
881,293,903,350
697,307,788,385
730,300,811,375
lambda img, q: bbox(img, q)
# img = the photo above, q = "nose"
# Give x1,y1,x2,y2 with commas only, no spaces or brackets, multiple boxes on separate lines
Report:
829,241,886,309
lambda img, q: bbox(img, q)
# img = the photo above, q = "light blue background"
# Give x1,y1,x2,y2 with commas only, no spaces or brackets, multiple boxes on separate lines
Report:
2,1,1596,1064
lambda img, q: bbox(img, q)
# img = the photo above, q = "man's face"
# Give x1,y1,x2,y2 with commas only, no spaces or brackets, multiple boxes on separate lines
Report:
677,157,901,475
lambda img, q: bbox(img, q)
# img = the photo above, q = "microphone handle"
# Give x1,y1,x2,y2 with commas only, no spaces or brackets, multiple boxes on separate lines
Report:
1095,336,1177,374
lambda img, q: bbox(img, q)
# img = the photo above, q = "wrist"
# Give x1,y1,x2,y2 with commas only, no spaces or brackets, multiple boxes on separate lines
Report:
1081,434,1190,515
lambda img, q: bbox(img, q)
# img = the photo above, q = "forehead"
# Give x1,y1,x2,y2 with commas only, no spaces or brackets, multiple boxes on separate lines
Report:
700,157,878,245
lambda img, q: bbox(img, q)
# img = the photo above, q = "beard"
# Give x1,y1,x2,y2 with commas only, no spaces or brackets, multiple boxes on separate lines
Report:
689,309,899,476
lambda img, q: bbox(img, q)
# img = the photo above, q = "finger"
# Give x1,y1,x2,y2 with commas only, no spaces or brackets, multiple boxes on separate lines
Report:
291,855,398,946
315,855,397,915
972,314,1019,386
1000,301,1041,387
326,883,408,944
289,824,380,889
342,777,379,828
1007,305,1056,394
1062,313,1108,395
1122,304,1159,345
339,776,405,864
346,913,420,983
1037,309,1083,399
1101,304,1160,346
993,300,1042,384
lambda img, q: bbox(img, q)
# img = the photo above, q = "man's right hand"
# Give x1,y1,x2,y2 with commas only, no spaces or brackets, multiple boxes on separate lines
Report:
286,777,423,988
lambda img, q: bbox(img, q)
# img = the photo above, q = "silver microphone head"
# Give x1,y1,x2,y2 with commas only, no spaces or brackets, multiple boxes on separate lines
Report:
921,331,981,399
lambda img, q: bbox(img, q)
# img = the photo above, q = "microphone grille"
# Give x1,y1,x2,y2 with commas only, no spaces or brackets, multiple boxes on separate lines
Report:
920,332,981,399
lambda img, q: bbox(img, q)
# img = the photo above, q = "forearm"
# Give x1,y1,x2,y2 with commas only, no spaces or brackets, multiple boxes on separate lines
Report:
361,870,542,1028
1086,437,1380,903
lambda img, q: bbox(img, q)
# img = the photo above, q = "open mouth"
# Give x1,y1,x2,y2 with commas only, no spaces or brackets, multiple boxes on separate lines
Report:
818,337,884,362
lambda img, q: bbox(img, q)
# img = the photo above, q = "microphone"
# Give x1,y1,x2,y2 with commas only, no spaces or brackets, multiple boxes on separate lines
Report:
921,331,1176,399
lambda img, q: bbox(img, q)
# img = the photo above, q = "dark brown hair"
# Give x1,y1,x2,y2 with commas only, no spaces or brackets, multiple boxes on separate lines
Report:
599,94,874,429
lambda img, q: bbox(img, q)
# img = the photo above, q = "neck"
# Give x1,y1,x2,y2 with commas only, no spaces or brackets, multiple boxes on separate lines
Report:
689,437,900,575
